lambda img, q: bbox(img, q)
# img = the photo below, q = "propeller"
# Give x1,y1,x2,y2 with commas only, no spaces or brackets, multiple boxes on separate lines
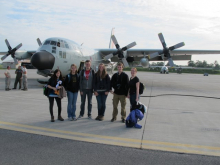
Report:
149,33,185,67
1,39,22,65
37,38,42,46
104,35,136,67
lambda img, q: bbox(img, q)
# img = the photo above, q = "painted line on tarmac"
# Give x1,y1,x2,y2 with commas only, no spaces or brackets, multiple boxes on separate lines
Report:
0,121,220,157
0,125,141,149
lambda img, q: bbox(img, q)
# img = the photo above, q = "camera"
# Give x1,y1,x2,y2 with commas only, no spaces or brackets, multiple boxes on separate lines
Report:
116,84,121,89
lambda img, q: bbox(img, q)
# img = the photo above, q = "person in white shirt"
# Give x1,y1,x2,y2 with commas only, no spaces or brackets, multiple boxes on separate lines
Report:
21,65,28,91
4,66,11,91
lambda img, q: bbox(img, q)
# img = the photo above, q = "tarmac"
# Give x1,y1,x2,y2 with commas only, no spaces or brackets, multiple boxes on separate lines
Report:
0,69,220,157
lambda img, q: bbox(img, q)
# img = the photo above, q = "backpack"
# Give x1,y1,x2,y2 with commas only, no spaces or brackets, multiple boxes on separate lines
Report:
43,84,49,96
139,82,145,95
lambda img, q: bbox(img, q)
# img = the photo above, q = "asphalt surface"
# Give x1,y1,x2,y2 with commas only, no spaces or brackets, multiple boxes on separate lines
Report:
1,69,220,164
1,129,220,165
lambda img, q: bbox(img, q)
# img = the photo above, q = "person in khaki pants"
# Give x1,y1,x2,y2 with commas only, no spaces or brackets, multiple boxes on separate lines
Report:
110,62,129,123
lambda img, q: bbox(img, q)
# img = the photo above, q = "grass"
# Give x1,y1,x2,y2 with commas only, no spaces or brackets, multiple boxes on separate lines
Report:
120,67,220,75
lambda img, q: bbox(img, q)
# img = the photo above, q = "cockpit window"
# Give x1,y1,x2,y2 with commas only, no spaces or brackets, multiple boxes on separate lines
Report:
43,40,51,45
50,41,57,46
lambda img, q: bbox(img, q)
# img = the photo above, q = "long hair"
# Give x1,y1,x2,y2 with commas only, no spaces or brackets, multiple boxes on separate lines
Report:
52,69,63,81
96,63,107,79
70,64,78,74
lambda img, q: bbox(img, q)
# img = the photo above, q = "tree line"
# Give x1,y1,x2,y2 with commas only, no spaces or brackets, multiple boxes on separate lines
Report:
150,60,220,69
187,60,219,69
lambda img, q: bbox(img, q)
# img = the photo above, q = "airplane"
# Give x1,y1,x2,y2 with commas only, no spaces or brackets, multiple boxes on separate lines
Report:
1,29,220,83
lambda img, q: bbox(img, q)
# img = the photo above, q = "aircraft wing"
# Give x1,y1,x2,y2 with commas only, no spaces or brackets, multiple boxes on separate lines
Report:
97,49,220,62
0,50,35,59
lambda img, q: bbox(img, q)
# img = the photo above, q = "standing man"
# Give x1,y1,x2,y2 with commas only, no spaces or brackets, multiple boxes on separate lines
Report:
78,60,95,119
110,62,129,123
21,65,28,91
13,66,23,90
4,66,11,91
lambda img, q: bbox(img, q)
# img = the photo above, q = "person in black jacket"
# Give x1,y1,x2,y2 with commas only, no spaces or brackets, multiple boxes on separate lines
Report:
127,67,140,108
47,69,64,122
110,62,129,123
94,63,111,121
64,64,80,121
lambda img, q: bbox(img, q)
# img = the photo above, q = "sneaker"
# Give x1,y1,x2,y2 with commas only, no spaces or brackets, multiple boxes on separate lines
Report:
95,116,100,120
12,88,16,89
73,117,77,121
5,89,9,91
111,118,116,122
88,115,92,119
68,117,73,121
78,115,83,119
99,116,104,121
122,119,125,123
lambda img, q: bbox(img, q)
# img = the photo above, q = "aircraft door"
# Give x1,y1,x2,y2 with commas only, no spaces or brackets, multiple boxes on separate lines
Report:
78,61,85,74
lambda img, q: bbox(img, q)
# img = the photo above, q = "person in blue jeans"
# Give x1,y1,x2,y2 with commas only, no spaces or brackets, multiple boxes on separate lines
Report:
94,63,111,121
64,64,79,121
78,60,95,119
127,67,140,108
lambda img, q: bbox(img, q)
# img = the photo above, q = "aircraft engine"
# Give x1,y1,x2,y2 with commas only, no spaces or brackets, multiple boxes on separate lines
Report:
140,58,149,68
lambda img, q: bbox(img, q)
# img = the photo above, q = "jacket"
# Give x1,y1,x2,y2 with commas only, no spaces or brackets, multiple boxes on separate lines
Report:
47,77,61,96
64,73,80,93
126,109,144,129
110,72,129,96
79,69,95,91
94,73,111,92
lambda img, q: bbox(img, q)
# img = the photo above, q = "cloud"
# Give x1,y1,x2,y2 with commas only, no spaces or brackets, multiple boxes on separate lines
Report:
1,0,220,65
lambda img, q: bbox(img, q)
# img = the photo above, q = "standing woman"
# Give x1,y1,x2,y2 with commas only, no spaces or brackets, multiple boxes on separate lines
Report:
127,67,140,108
94,63,111,121
64,64,79,121
47,69,64,122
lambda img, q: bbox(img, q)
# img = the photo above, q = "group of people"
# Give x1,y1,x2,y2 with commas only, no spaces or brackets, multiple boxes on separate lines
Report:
46,60,140,123
4,65,28,91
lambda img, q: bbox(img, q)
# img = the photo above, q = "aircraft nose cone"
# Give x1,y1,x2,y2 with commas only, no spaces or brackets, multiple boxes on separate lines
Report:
31,51,55,70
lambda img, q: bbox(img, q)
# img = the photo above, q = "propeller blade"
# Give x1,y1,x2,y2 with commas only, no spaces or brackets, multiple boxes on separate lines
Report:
158,33,166,48
104,53,114,60
37,38,42,46
168,58,175,67
169,42,185,51
1,54,9,61
111,35,119,48
121,58,129,68
15,43,22,50
13,58,18,65
122,42,136,51
148,52,159,59
5,39,12,50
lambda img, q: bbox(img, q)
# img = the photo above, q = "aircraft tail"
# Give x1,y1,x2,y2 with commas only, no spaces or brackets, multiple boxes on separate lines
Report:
109,28,115,49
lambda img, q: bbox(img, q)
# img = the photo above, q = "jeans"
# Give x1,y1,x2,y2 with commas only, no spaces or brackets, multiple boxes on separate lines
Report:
130,93,140,108
67,91,78,118
96,92,108,116
80,89,93,116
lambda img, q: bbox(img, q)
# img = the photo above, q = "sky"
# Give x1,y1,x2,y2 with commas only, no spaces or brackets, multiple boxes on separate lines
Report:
1,0,220,65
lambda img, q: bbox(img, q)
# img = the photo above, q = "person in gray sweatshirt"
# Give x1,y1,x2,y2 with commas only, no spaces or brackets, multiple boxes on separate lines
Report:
78,60,95,119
